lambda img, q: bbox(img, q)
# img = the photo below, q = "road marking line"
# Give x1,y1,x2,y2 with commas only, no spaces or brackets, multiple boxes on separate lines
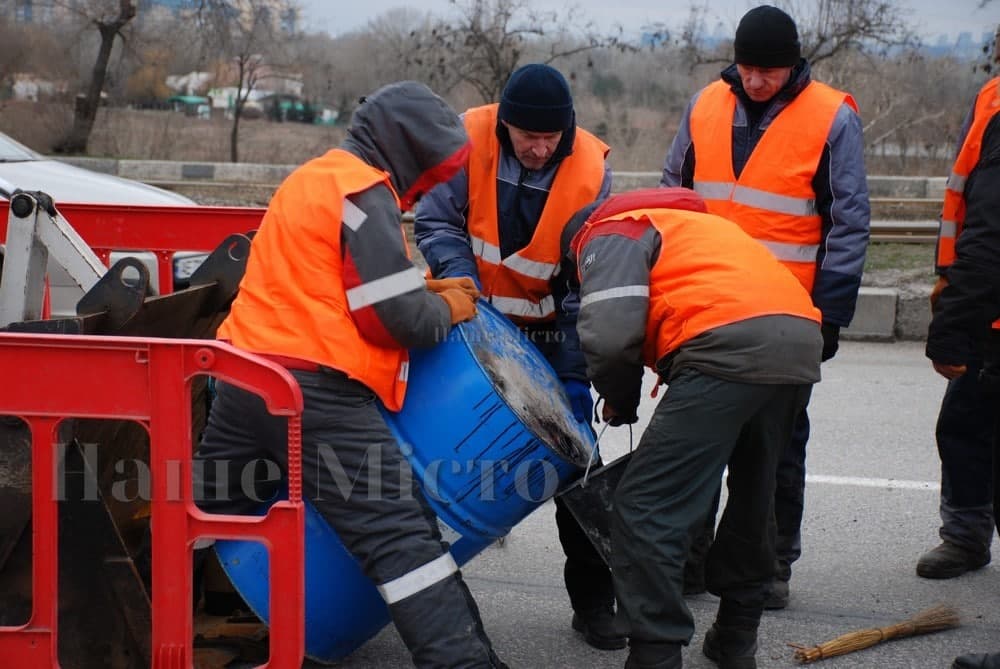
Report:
806,474,939,491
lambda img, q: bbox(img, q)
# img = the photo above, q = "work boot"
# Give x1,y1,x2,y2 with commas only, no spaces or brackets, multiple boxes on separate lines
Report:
625,641,683,669
702,624,758,669
916,541,990,579
952,652,1000,669
571,608,627,650
763,579,789,610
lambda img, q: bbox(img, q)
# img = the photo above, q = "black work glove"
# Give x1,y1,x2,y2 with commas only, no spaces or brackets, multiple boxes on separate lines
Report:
597,397,638,426
821,322,840,362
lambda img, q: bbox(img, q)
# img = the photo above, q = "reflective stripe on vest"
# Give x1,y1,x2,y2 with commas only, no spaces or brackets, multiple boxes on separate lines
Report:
689,80,855,293
582,207,821,364
469,234,559,280
463,104,609,324
217,149,410,410
937,77,1000,269
693,181,818,217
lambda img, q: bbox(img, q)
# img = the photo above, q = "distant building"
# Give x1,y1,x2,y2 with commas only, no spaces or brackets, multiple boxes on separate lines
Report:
7,0,55,22
165,72,214,96
10,73,66,102
7,0,298,33
143,0,299,33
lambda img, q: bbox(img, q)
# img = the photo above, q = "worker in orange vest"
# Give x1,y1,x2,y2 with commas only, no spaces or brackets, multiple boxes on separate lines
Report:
924,60,1000,669
414,63,622,650
195,81,506,669
661,4,871,609
917,34,1000,584
569,187,822,669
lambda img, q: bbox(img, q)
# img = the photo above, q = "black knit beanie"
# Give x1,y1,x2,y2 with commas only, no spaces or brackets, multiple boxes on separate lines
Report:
734,5,801,68
498,64,574,133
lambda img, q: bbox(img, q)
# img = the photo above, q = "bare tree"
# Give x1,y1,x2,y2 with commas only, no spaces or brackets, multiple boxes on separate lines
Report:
407,0,639,104
675,0,915,69
785,0,916,65
193,0,299,163
366,8,446,85
976,21,999,75
0,18,68,94
53,0,136,154
287,30,341,108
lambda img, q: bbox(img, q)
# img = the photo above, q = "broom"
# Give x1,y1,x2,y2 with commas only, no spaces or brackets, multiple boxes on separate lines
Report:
788,604,960,663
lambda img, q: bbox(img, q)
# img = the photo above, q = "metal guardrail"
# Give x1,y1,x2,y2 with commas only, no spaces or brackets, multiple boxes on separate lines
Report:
147,180,941,243
867,220,938,243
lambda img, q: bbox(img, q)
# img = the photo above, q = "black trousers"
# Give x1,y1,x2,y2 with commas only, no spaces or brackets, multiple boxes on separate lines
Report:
555,492,615,613
934,360,996,553
534,331,615,614
611,368,811,645
981,358,1000,537
772,400,812,579
195,369,498,668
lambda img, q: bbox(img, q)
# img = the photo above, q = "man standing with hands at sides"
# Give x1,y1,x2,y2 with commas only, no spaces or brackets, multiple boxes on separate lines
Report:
661,4,870,608
916,27,1000,585
923,49,1000,669
570,187,822,669
414,63,622,650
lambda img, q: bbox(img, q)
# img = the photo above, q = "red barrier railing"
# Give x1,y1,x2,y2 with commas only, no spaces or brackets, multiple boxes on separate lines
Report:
1,203,267,295
0,334,304,668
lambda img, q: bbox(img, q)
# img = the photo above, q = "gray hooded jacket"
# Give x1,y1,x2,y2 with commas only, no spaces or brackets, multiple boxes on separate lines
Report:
336,81,471,349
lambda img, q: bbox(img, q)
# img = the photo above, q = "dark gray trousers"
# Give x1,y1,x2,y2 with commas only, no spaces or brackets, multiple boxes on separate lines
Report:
195,369,498,668
611,367,811,645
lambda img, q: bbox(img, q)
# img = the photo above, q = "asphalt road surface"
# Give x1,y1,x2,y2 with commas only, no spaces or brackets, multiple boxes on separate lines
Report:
304,341,999,669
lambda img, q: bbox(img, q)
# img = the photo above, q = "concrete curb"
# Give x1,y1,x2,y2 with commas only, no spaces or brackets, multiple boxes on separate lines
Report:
846,284,932,341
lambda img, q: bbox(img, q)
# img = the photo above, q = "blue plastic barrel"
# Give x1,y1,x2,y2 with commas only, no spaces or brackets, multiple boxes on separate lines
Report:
215,302,593,662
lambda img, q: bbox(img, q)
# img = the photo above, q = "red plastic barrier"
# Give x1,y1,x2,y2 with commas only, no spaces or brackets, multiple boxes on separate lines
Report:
0,203,267,294
0,334,304,668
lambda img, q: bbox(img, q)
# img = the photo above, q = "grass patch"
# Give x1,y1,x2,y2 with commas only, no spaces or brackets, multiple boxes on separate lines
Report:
862,242,938,286
864,242,935,272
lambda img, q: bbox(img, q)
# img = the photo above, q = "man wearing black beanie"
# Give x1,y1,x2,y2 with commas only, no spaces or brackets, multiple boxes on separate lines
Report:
661,4,870,668
414,64,621,650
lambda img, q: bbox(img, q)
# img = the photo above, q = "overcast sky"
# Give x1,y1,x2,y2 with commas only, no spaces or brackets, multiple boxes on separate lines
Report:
296,0,997,42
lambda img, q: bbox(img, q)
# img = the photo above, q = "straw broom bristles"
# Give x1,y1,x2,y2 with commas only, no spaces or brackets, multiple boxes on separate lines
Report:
789,604,960,663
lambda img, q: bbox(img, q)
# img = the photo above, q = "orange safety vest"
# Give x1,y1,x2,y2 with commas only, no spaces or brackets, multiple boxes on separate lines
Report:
937,77,1000,269
218,149,411,411
464,104,609,324
581,204,821,366
689,79,857,293
936,76,1000,330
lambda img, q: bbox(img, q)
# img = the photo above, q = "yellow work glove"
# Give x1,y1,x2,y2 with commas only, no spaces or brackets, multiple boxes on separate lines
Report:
437,288,478,325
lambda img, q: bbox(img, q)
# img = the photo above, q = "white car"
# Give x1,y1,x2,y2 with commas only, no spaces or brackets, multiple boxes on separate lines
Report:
0,132,194,206
0,131,208,316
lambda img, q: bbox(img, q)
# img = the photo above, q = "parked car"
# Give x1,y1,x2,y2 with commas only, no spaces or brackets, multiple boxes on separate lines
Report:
0,131,209,316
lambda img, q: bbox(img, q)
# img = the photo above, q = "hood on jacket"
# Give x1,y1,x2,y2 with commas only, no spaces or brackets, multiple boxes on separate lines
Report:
342,81,470,210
